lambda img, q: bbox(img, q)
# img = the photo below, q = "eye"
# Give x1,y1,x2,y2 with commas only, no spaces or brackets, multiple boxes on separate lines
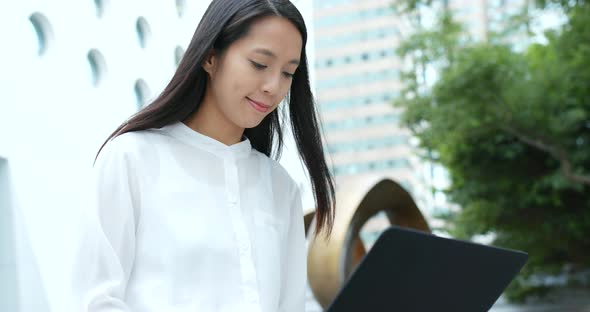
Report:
250,60,267,70
283,72,295,78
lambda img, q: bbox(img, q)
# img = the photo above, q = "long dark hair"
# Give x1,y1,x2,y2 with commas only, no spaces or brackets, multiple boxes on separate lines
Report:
96,0,335,236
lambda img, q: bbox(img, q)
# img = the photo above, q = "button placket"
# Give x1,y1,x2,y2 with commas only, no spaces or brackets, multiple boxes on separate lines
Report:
224,156,261,311
229,193,237,205
246,289,259,303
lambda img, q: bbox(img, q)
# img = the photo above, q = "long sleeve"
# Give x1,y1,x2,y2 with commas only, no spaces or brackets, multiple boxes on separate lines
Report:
71,137,139,311
278,184,307,312
70,123,311,311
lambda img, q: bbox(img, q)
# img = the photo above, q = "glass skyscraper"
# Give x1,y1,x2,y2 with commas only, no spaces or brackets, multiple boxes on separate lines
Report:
312,0,434,215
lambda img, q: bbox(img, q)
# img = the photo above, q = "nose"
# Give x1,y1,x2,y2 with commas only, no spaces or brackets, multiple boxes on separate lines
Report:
261,71,282,95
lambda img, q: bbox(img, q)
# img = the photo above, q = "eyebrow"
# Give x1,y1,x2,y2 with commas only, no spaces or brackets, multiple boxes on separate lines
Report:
254,48,300,65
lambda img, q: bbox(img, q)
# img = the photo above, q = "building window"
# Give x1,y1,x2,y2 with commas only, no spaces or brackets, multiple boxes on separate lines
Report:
327,135,408,153
176,0,186,17
87,49,107,87
134,79,151,109
174,46,185,67
320,90,400,111
29,12,54,57
94,0,108,18
136,17,151,49
331,158,411,176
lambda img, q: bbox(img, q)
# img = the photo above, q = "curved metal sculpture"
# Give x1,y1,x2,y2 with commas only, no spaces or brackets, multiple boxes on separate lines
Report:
305,178,431,308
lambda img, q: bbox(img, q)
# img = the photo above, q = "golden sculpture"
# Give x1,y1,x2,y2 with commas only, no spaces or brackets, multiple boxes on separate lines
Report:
305,178,431,308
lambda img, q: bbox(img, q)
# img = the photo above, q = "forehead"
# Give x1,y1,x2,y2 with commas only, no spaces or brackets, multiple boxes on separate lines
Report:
231,16,303,62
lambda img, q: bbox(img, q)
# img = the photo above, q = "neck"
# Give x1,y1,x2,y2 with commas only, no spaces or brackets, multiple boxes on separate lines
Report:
184,96,244,146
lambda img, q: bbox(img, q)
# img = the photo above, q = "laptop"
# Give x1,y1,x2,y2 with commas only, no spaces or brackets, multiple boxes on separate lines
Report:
326,226,528,312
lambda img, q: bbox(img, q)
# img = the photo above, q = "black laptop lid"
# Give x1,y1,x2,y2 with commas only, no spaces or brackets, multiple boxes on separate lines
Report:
326,226,528,312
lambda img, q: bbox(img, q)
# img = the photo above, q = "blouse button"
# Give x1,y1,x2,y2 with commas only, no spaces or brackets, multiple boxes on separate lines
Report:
246,292,257,303
239,244,248,253
228,193,237,204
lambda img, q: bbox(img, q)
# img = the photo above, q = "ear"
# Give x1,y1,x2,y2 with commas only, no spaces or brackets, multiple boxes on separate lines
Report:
202,50,217,75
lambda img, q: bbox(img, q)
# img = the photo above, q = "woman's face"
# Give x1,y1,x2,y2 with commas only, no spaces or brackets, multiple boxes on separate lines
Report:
202,15,303,130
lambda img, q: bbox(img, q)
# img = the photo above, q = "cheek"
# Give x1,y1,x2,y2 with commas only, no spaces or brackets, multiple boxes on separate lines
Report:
212,59,247,96
224,65,252,97
278,82,292,101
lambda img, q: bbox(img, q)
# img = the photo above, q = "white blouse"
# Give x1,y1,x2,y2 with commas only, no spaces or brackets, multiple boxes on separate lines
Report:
71,121,306,312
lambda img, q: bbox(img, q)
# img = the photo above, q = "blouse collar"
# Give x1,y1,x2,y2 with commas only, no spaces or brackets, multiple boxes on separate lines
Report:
163,121,252,159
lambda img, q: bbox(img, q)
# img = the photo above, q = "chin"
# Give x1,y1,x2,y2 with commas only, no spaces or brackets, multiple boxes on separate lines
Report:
232,108,274,130
243,119,265,129
236,116,267,130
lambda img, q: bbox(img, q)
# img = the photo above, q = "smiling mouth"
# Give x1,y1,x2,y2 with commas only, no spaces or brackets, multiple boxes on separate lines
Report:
247,97,270,113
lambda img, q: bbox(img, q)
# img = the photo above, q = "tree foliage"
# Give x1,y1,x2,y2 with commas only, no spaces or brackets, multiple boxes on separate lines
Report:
395,0,590,300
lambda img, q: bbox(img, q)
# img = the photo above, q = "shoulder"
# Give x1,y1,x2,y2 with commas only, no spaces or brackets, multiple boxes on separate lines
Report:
250,149,299,196
95,129,163,167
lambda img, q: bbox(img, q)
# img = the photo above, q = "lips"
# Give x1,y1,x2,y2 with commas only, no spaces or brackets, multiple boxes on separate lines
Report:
247,97,271,113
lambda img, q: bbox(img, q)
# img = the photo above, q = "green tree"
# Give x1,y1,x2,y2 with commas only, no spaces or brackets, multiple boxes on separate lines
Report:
395,0,590,300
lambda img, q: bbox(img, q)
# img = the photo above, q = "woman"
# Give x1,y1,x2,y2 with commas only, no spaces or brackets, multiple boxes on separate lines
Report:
72,0,335,311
